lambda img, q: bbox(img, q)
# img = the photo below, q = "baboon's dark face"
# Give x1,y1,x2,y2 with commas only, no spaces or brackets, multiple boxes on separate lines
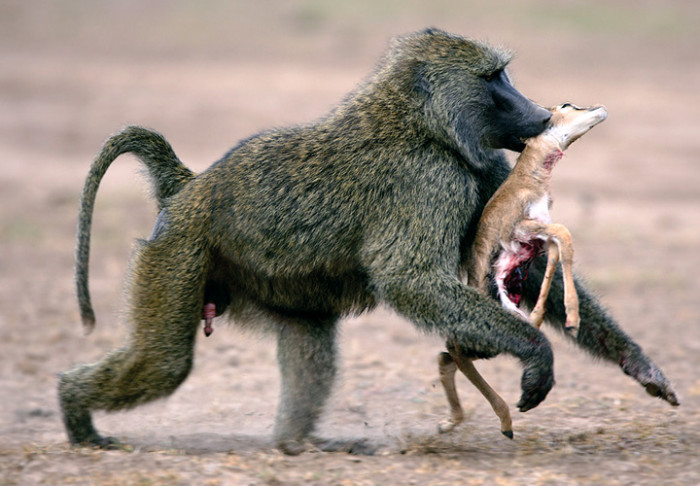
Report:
424,65,551,156
481,70,551,152
404,31,550,161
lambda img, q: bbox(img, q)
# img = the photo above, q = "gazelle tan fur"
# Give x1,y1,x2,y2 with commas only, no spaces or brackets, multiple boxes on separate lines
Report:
438,103,608,437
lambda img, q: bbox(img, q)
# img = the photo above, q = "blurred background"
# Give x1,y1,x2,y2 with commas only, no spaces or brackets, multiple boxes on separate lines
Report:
1,1,698,484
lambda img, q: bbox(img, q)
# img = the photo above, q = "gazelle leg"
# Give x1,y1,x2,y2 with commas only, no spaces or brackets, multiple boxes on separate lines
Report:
530,243,559,329
456,357,513,439
444,344,514,438
551,225,580,337
437,352,464,433
516,220,580,338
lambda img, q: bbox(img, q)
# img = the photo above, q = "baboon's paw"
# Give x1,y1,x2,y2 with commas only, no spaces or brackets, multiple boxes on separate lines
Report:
517,362,554,412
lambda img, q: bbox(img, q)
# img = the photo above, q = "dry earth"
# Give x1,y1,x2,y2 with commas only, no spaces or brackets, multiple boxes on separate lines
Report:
1,1,699,485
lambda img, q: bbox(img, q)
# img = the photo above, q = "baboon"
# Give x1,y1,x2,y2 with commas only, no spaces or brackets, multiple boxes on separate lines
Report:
59,29,678,456
438,103,609,438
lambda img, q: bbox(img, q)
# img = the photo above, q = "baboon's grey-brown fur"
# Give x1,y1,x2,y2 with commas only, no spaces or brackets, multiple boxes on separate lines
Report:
59,29,678,455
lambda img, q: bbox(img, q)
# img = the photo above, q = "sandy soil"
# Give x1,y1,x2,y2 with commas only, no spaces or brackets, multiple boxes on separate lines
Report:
1,1,699,484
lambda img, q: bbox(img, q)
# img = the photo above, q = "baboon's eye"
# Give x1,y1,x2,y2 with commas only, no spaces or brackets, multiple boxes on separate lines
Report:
482,70,500,82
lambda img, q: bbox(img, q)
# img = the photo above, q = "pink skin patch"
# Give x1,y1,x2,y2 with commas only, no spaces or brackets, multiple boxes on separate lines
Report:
543,149,563,170
202,302,216,337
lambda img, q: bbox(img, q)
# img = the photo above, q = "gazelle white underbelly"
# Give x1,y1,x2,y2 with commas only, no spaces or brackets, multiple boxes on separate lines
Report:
526,194,551,224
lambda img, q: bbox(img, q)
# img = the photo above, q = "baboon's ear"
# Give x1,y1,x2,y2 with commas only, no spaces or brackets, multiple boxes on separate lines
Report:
413,62,431,97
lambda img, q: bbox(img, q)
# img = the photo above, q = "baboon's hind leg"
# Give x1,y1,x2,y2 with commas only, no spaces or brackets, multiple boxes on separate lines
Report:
58,235,207,447
273,316,374,455
274,317,337,455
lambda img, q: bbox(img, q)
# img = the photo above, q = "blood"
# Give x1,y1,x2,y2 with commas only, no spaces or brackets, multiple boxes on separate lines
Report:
501,239,545,308
503,266,523,305
544,149,563,170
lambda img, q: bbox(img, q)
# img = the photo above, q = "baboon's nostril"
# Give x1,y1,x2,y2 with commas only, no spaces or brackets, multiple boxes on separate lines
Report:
532,105,552,127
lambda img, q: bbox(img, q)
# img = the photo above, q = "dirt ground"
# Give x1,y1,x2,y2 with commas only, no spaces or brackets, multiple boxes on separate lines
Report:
1,1,699,484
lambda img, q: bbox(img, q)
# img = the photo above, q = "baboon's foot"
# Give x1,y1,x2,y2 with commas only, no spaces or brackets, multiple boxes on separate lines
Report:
276,438,310,456
620,350,680,407
58,370,122,449
76,435,123,450
62,414,122,450
277,437,376,455
311,436,377,455
644,382,680,406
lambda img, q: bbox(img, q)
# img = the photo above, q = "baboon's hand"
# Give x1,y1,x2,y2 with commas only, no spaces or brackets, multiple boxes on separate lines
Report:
621,349,680,406
516,353,554,412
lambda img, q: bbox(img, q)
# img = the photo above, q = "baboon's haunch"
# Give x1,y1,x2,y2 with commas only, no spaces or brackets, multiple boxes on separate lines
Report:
59,29,679,455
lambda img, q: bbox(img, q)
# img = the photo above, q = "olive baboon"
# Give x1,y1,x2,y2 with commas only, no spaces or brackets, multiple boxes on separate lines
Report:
59,29,678,455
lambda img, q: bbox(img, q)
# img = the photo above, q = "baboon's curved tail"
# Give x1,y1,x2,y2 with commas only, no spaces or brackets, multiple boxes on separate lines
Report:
76,126,195,332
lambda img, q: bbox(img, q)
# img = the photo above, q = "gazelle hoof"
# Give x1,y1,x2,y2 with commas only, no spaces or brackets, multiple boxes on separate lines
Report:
438,419,458,434
565,322,579,339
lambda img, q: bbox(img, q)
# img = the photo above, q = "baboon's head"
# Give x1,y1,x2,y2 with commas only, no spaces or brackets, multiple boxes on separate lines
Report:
387,29,551,166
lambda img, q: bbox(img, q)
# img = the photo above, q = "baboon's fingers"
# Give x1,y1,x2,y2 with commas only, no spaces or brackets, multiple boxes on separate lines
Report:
517,361,554,412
